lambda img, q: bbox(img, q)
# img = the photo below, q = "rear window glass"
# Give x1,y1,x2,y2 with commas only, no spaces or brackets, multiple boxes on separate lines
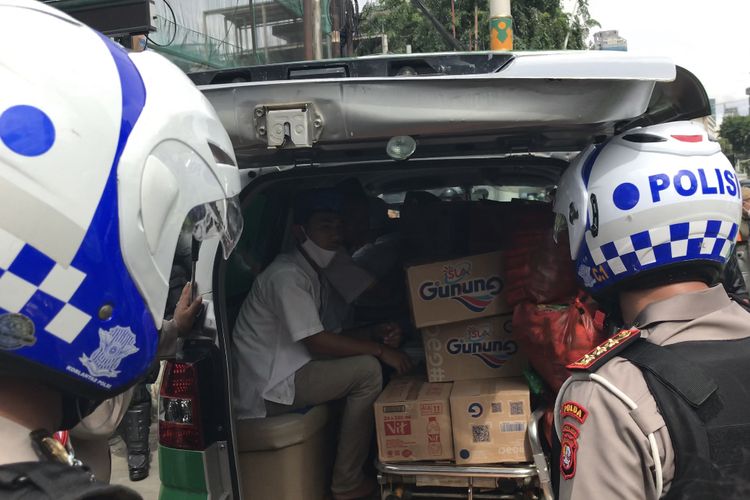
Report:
380,185,551,217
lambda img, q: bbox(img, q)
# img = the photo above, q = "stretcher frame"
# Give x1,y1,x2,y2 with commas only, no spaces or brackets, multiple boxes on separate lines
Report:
375,409,554,500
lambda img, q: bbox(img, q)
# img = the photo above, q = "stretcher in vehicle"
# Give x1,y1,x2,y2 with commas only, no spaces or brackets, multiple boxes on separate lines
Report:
375,410,553,500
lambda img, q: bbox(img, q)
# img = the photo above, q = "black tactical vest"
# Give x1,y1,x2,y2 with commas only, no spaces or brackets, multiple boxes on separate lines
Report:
619,338,750,500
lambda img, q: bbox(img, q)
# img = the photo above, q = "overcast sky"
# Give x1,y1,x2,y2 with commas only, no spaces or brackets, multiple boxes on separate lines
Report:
578,0,750,116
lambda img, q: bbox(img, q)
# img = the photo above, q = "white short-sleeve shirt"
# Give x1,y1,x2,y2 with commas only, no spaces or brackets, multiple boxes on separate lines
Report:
232,249,324,418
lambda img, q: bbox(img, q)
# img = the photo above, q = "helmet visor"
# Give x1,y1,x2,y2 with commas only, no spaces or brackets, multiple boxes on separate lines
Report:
552,212,568,245
186,195,244,259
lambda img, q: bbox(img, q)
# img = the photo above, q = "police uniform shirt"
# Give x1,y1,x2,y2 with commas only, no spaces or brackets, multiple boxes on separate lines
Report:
556,285,750,500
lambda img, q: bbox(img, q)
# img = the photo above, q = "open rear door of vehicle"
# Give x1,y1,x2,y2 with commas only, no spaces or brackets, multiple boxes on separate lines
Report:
198,51,711,169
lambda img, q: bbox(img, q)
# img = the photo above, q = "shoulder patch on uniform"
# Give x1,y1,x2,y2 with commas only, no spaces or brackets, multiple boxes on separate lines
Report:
566,328,641,372
560,401,589,424
560,423,579,480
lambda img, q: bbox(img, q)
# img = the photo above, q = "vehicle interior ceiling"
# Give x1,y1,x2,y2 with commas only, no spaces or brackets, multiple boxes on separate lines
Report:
222,154,569,336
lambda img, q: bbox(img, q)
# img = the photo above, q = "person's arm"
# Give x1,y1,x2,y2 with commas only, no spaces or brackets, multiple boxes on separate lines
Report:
302,330,380,358
268,268,413,374
302,331,412,375
158,283,203,358
555,375,668,500
342,322,403,347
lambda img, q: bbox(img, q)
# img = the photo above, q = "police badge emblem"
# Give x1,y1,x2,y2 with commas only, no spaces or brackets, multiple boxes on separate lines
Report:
560,423,579,480
80,325,139,378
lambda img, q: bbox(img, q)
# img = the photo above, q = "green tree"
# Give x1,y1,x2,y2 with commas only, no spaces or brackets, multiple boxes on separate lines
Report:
720,115,750,159
356,0,598,55
719,137,736,167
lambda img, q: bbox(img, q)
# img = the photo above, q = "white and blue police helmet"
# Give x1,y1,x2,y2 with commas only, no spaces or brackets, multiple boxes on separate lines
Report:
553,121,741,295
0,1,242,405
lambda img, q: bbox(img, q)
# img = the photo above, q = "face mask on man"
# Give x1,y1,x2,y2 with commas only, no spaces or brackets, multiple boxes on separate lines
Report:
300,228,337,268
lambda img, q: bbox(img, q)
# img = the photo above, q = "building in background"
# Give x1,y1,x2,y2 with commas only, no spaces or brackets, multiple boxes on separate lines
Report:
43,0,356,72
591,30,627,51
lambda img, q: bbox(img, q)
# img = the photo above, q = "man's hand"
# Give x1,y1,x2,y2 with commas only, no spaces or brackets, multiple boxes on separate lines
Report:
372,322,403,348
378,346,413,375
173,283,203,335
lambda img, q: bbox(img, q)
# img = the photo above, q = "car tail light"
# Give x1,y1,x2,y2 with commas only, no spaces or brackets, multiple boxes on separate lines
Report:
159,361,204,450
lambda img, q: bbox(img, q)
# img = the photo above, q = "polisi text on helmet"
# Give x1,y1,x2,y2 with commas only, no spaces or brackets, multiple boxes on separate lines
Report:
648,168,738,203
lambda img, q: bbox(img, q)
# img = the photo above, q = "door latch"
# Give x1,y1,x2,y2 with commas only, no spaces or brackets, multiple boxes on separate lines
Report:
254,104,323,148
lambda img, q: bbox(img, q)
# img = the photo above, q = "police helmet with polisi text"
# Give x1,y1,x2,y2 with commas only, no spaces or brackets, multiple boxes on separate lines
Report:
0,1,242,410
553,121,741,295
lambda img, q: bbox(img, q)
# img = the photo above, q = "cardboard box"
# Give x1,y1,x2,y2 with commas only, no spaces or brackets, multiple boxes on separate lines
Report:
374,378,454,462
406,251,509,329
422,315,526,383
450,377,532,465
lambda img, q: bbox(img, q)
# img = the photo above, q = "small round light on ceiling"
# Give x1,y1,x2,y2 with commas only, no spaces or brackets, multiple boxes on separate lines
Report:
386,135,417,160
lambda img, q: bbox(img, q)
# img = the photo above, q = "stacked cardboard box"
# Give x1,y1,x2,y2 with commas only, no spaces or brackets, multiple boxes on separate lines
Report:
421,314,525,383
405,251,509,329
373,378,453,462
450,377,532,464
373,252,533,465
374,376,532,464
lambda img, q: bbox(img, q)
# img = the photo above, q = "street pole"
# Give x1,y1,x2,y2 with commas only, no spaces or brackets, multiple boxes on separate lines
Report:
474,3,478,50
261,2,269,61
304,0,314,59
489,0,512,51
331,0,341,58
563,0,579,49
451,0,456,39
313,0,323,59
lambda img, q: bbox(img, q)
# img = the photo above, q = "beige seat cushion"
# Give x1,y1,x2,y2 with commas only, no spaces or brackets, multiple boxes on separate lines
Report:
236,404,330,452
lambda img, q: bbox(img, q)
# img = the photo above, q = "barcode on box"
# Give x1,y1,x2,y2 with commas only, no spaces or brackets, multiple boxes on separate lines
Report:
472,425,490,443
383,405,406,413
491,403,502,413
501,422,526,433
510,401,524,416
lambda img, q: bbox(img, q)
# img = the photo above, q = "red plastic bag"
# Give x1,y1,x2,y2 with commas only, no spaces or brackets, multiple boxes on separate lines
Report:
512,294,607,392
504,230,578,308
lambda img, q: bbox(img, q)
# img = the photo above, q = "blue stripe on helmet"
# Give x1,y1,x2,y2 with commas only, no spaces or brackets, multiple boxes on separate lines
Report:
580,143,605,188
9,35,155,398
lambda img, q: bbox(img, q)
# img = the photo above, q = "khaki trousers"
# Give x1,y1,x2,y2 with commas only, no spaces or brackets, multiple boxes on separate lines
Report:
266,354,382,493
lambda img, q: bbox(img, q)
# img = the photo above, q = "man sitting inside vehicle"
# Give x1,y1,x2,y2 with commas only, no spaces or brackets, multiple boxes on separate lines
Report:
232,188,412,500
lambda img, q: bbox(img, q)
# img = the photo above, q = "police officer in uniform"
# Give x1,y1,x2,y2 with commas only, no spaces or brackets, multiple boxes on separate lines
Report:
551,121,750,499
0,1,243,497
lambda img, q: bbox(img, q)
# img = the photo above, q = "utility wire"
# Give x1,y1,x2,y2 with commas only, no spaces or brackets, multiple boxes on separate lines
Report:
147,0,177,47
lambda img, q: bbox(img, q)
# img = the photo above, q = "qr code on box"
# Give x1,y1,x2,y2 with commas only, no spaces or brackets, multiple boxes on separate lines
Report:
510,401,524,416
491,403,502,413
472,425,490,443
